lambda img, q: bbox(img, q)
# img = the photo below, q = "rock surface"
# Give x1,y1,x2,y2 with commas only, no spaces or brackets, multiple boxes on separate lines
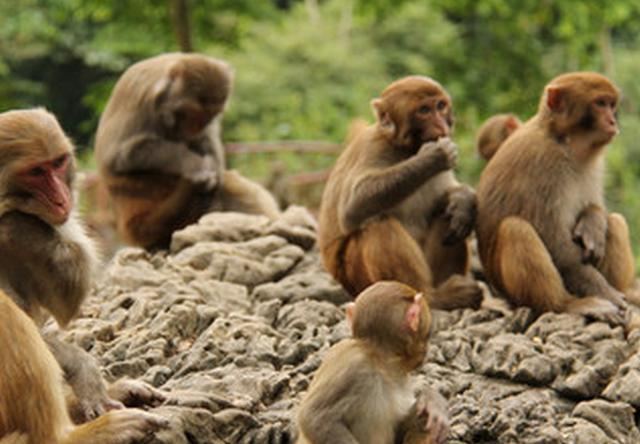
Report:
54,208,640,444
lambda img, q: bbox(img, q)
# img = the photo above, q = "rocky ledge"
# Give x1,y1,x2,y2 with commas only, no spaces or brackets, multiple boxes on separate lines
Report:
53,208,640,444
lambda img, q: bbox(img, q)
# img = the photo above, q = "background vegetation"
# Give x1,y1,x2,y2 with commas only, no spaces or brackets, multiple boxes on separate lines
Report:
2,0,640,257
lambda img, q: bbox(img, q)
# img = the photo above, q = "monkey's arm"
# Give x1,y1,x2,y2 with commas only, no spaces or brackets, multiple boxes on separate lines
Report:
442,184,477,245
0,212,92,325
105,135,219,189
43,334,123,422
396,386,450,444
342,139,456,231
572,204,607,266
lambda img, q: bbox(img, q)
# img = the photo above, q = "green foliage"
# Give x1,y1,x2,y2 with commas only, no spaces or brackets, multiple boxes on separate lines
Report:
3,0,640,262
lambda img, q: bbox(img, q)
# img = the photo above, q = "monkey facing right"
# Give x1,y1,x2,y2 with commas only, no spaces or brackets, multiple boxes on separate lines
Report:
476,72,636,326
296,281,449,444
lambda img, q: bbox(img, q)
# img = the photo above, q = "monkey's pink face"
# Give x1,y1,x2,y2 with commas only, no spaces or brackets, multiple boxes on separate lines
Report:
17,153,72,225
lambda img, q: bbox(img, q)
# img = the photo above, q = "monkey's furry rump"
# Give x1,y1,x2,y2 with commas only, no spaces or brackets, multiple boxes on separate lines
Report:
50,207,640,443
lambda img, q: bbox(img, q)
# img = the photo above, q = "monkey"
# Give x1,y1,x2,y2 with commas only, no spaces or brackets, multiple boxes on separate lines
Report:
296,281,450,444
475,113,522,161
476,72,635,325
317,76,483,310
95,52,280,250
0,108,165,424
0,288,168,443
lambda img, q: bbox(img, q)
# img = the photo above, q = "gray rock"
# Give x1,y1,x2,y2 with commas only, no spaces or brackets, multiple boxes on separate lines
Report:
50,212,640,443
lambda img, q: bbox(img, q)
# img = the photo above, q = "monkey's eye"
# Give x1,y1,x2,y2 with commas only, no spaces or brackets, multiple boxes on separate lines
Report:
418,105,431,114
27,166,46,177
436,100,447,111
595,99,607,107
52,154,68,169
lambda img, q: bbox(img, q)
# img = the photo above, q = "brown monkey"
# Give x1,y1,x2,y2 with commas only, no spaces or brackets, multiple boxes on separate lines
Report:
95,53,280,250
296,281,449,444
0,109,165,423
0,289,168,443
475,113,522,161
318,76,482,309
476,72,635,324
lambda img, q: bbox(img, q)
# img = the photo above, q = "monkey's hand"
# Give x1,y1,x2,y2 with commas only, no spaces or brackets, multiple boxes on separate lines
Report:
67,363,125,423
183,154,219,192
413,387,450,444
107,378,167,408
417,137,458,172
572,209,607,266
443,186,477,245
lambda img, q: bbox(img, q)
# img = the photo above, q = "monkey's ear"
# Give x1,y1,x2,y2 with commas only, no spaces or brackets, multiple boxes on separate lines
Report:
505,116,519,131
405,293,423,333
345,302,356,330
371,98,396,136
546,87,564,112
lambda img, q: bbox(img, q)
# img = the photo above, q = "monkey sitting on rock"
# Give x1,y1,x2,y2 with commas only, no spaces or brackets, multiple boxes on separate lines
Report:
95,53,281,250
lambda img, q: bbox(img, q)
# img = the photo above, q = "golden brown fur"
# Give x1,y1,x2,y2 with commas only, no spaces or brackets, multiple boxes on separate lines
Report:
95,53,279,250
296,281,449,444
318,76,482,309
475,113,521,161
0,290,167,443
476,72,634,324
0,109,166,431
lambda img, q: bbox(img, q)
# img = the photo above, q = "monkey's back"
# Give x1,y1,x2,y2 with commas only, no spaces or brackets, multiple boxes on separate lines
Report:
296,340,413,444
317,126,379,274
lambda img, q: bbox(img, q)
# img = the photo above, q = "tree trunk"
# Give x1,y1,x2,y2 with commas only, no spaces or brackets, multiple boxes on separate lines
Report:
170,0,193,52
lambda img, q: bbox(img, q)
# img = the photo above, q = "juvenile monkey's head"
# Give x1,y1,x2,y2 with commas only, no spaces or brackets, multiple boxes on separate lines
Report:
540,72,619,150
347,280,432,370
372,76,453,151
153,54,234,141
0,108,75,225
476,113,521,161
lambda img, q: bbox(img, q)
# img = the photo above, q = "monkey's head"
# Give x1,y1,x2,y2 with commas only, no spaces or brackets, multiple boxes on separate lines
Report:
154,54,234,141
347,281,432,371
372,76,453,152
540,72,619,150
476,113,521,161
0,108,75,226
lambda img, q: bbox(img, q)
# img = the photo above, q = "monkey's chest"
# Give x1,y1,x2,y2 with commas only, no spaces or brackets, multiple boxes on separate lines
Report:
351,376,414,444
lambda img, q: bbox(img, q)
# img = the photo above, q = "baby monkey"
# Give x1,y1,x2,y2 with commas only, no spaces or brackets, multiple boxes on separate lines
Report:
296,281,449,444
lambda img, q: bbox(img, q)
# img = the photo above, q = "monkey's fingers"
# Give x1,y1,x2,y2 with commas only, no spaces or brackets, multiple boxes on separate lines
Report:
108,378,167,408
425,411,450,444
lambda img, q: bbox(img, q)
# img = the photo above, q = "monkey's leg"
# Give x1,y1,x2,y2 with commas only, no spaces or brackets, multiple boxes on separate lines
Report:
598,213,635,292
340,217,433,297
217,169,281,219
496,217,622,322
120,179,208,249
424,216,471,285
423,216,482,310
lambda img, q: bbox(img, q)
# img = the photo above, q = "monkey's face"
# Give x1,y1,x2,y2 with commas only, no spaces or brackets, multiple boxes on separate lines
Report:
409,95,453,146
373,77,454,151
12,151,73,225
582,95,619,147
544,72,620,150
0,109,75,226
